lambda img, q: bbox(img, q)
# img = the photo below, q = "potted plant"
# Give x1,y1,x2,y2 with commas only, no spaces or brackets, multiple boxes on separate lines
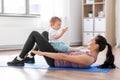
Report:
88,10,93,17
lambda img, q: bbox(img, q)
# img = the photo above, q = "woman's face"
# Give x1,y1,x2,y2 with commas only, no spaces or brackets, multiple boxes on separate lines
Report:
52,20,61,30
87,37,99,51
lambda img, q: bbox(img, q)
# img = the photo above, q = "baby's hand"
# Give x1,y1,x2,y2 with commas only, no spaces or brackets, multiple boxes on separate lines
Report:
62,27,68,33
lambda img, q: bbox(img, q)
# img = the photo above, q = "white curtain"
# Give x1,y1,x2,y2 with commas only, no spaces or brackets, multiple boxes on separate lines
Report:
116,0,120,47
39,0,70,45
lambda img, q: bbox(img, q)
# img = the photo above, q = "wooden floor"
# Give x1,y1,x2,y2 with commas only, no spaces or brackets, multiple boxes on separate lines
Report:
0,48,120,80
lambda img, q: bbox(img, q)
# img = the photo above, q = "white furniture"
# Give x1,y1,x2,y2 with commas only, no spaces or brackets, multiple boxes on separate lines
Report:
82,0,115,46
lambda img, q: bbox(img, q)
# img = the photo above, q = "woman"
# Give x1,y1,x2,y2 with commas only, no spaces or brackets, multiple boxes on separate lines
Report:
7,31,116,68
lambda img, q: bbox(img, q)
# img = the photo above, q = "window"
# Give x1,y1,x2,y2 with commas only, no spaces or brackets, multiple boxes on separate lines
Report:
4,0,25,14
29,0,41,14
0,0,41,17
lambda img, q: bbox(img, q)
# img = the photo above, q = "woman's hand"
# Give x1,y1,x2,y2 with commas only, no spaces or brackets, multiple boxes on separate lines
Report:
31,50,44,56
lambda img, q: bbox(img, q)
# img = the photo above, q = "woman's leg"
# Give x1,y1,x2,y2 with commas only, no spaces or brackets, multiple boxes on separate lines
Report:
26,31,56,66
22,31,57,66
19,31,54,58
8,31,57,66
24,31,49,63
30,31,49,57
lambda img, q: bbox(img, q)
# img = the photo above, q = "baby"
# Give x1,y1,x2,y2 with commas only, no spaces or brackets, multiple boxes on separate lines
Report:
49,16,81,52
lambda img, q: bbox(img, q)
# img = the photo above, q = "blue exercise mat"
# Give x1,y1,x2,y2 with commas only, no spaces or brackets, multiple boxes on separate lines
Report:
0,55,111,72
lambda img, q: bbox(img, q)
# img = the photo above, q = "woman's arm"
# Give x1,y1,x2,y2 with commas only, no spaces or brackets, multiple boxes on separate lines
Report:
31,50,92,65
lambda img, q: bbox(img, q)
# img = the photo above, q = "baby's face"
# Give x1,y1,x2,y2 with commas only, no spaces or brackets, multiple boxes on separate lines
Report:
87,36,99,51
52,20,61,30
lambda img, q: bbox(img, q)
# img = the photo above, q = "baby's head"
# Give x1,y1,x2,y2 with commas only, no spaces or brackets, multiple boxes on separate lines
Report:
50,16,61,30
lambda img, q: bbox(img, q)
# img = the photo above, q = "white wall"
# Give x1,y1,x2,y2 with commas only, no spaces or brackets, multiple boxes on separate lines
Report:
68,0,82,45
0,17,41,50
116,0,120,47
0,0,83,50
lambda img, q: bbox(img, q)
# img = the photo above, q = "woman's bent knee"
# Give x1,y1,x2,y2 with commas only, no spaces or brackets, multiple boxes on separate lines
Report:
31,31,39,35
30,31,42,37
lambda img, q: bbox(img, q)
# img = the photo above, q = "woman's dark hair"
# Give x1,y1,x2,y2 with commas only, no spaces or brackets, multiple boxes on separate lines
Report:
95,35,116,69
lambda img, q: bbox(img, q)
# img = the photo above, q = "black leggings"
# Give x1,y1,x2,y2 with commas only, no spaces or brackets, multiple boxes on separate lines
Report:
30,31,49,56
19,31,57,67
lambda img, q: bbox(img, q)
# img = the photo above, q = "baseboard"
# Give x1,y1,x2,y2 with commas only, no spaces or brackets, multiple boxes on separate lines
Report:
0,42,82,50
0,44,24,50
